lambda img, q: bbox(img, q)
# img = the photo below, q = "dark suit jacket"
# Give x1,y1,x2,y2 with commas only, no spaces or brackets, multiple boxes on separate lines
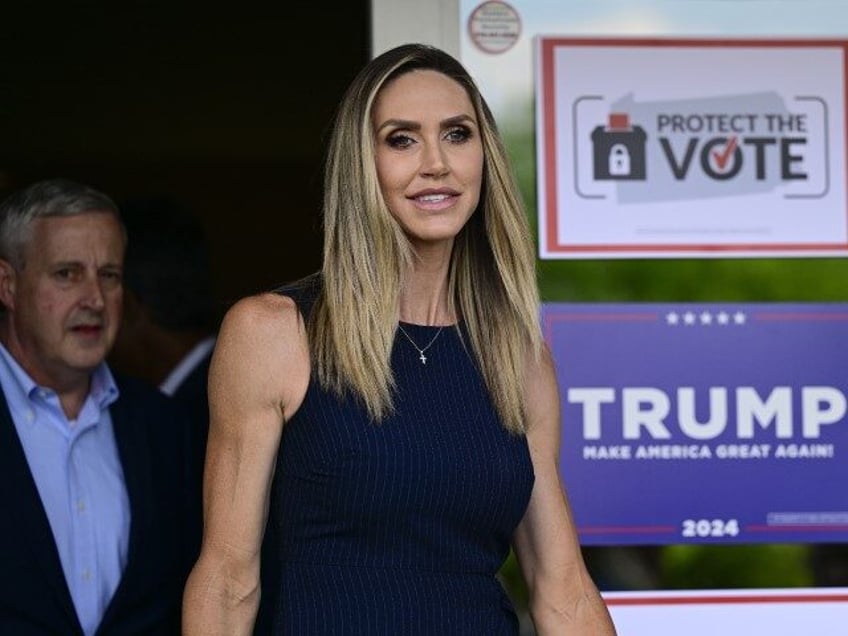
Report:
171,349,212,565
0,373,200,635
172,348,211,428
172,349,211,479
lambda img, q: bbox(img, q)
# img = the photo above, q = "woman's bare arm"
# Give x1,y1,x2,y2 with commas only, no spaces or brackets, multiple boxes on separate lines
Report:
512,346,617,635
182,293,310,636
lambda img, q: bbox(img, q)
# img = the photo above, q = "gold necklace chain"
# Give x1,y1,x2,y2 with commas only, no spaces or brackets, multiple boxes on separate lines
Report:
396,324,444,365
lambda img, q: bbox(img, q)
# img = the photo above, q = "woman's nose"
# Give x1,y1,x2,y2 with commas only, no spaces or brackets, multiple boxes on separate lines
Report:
419,141,450,177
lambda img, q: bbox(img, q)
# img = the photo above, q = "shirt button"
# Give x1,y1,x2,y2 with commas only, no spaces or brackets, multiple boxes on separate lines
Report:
81,569,91,582
25,410,34,423
76,500,86,513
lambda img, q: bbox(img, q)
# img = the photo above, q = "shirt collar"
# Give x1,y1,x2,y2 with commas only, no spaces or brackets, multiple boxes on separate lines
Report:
160,335,216,396
0,341,119,409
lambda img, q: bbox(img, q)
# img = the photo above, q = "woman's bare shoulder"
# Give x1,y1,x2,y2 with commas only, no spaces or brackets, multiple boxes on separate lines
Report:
211,292,311,417
220,291,303,336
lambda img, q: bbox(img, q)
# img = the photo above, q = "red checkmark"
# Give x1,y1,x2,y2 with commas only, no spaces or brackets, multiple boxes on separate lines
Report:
712,136,738,171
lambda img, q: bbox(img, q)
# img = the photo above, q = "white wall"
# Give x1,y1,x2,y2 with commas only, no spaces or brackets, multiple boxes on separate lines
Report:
370,0,460,58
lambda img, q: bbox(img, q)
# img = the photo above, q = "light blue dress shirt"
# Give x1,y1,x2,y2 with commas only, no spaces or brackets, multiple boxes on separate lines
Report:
0,343,129,636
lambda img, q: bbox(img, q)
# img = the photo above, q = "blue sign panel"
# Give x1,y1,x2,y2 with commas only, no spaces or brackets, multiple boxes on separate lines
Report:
543,303,848,545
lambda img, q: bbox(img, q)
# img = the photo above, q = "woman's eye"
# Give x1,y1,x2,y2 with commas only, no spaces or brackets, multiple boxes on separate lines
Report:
446,126,472,143
386,133,414,149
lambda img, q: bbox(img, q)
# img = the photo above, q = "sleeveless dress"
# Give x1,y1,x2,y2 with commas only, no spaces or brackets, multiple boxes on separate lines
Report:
255,285,535,635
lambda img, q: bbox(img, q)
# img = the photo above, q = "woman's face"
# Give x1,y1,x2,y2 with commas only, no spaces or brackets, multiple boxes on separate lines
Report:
371,69,484,248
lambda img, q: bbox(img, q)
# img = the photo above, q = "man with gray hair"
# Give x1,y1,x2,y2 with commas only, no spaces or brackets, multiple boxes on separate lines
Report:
0,178,199,635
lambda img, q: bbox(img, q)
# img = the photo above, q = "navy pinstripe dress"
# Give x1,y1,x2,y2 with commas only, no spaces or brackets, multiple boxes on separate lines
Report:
255,287,535,635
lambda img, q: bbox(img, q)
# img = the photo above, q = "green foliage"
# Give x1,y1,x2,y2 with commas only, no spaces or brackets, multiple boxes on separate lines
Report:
498,549,529,609
660,544,814,589
538,258,848,303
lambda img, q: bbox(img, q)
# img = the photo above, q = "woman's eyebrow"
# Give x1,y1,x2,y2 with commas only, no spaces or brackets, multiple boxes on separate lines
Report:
375,118,419,133
375,113,476,134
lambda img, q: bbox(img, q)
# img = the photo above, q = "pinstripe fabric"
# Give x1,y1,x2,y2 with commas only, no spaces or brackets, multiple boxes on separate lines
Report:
256,287,534,635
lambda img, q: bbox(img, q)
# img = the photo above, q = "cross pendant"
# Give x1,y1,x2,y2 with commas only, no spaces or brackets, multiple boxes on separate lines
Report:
419,352,427,364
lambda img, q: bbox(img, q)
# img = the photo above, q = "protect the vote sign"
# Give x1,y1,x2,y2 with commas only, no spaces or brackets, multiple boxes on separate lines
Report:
543,303,848,546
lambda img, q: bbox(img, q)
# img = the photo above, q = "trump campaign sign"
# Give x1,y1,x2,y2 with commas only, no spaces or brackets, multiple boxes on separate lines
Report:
543,303,848,546
535,37,848,258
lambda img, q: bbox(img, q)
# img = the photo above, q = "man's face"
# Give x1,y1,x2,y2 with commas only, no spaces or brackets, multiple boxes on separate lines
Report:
0,212,125,389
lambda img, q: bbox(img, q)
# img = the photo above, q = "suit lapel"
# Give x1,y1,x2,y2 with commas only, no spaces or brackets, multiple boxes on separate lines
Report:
97,385,155,631
0,390,81,629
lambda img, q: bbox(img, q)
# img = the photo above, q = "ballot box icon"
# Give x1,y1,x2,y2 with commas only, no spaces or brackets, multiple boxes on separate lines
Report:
591,113,647,180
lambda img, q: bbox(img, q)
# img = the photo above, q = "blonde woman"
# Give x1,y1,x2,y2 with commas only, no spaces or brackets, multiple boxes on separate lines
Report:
183,43,616,636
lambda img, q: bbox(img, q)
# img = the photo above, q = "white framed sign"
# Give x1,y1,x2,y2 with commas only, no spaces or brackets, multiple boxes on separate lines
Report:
605,588,848,636
535,37,848,259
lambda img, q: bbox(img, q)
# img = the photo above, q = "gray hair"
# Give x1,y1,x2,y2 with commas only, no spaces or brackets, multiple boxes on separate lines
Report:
0,178,124,269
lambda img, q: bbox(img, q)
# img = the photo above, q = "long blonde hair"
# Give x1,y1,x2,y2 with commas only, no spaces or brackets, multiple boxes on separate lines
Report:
309,43,541,434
